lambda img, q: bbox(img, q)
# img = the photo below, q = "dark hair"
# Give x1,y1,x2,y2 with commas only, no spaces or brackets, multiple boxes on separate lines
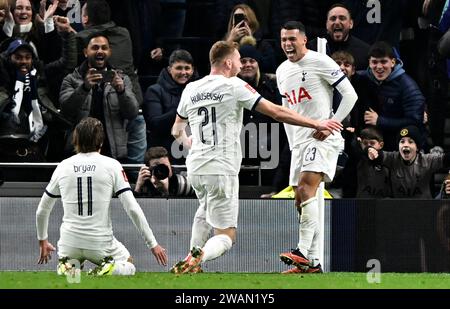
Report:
327,3,352,19
281,21,306,33
85,0,111,26
359,126,383,142
169,49,194,66
72,117,104,153
144,146,169,165
368,41,395,59
209,40,238,66
85,32,110,48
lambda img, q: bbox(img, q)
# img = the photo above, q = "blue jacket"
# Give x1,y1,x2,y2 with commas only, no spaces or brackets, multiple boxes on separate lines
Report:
359,61,425,150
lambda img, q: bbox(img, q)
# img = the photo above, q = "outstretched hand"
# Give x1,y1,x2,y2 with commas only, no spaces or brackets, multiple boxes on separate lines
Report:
151,244,168,266
37,239,55,264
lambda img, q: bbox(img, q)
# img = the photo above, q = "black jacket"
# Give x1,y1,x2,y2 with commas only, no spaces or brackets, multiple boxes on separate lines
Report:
142,68,197,164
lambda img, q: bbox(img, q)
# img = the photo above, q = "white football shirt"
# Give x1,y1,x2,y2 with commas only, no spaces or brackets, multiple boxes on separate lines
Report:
276,50,346,148
177,75,261,175
45,152,133,249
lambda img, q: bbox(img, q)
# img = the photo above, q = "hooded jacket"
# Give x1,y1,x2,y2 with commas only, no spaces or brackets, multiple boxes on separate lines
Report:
359,60,425,151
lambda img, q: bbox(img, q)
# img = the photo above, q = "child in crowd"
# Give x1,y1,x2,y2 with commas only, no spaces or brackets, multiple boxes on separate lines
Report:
342,126,391,198
368,125,450,198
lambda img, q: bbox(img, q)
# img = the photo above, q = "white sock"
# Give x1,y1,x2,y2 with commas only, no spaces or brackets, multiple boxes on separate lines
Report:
297,197,318,258
201,234,233,263
111,261,136,276
307,227,320,267
190,213,212,249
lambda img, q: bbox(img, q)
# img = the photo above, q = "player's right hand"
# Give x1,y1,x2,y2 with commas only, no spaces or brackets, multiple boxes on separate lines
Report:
151,245,168,266
316,119,342,132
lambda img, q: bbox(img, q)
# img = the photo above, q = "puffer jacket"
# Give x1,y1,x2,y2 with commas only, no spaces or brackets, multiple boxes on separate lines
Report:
142,67,196,163
59,61,139,160
359,60,425,150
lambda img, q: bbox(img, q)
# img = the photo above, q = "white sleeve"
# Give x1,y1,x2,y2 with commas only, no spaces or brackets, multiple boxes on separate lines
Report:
177,84,189,119
233,77,262,110
36,192,57,240
333,77,358,122
118,190,158,249
44,17,54,33
2,18,14,37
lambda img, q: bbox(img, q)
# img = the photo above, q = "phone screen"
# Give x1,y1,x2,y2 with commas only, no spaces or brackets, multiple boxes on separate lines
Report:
101,70,115,83
234,13,246,27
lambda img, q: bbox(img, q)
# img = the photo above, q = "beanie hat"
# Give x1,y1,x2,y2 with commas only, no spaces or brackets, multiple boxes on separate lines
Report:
398,125,422,148
239,44,262,64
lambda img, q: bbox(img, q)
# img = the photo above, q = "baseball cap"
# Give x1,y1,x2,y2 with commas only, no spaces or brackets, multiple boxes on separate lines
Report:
6,39,34,56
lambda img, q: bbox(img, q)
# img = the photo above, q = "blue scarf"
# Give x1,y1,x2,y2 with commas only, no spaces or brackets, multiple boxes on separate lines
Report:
11,68,46,142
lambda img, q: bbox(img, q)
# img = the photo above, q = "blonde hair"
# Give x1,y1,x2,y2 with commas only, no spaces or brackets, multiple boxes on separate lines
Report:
0,0,8,9
209,40,238,66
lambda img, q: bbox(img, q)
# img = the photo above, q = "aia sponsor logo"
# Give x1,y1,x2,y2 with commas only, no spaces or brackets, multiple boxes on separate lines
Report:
284,87,312,105
245,83,257,94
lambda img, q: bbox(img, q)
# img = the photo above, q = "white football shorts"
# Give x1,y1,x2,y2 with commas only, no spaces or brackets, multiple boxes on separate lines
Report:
188,174,239,229
289,135,344,186
57,237,131,265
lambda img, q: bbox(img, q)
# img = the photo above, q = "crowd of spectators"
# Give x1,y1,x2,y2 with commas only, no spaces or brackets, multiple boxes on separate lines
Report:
0,0,449,198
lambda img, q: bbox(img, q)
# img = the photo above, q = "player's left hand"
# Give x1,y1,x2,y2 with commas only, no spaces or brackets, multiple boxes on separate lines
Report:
312,129,332,141
151,244,168,266
37,239,55,264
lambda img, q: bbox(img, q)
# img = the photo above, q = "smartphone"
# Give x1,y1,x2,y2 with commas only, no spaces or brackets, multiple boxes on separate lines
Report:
234,13,246,27
101,70,115,83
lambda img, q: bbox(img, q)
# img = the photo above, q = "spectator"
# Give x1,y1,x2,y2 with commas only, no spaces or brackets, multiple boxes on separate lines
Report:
37,0,83,33
359,41,426,151
0,18,75,162
308,3,370,70
344,126,391,198
77,0,146,163
142,49,195,165
134,146,194,197
1,0,61,63
438,172,450,199
238,43,289,191
224,3,276,73
59,33,139,162
0,0,8,42
368,125,450,199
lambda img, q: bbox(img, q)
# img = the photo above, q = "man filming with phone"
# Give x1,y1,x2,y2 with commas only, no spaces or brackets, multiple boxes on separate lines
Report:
60,33,139,162
134,146,194,197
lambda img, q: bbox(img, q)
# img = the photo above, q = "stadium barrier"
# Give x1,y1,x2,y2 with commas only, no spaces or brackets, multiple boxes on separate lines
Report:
1,197,450,273
0,197,331,273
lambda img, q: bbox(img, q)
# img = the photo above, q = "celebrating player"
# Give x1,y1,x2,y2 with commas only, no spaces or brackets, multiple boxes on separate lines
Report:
36,117,167,276
169,40,343,274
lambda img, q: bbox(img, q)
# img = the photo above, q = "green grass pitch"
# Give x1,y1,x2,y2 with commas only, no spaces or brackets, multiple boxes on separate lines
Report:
1,272,450,289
